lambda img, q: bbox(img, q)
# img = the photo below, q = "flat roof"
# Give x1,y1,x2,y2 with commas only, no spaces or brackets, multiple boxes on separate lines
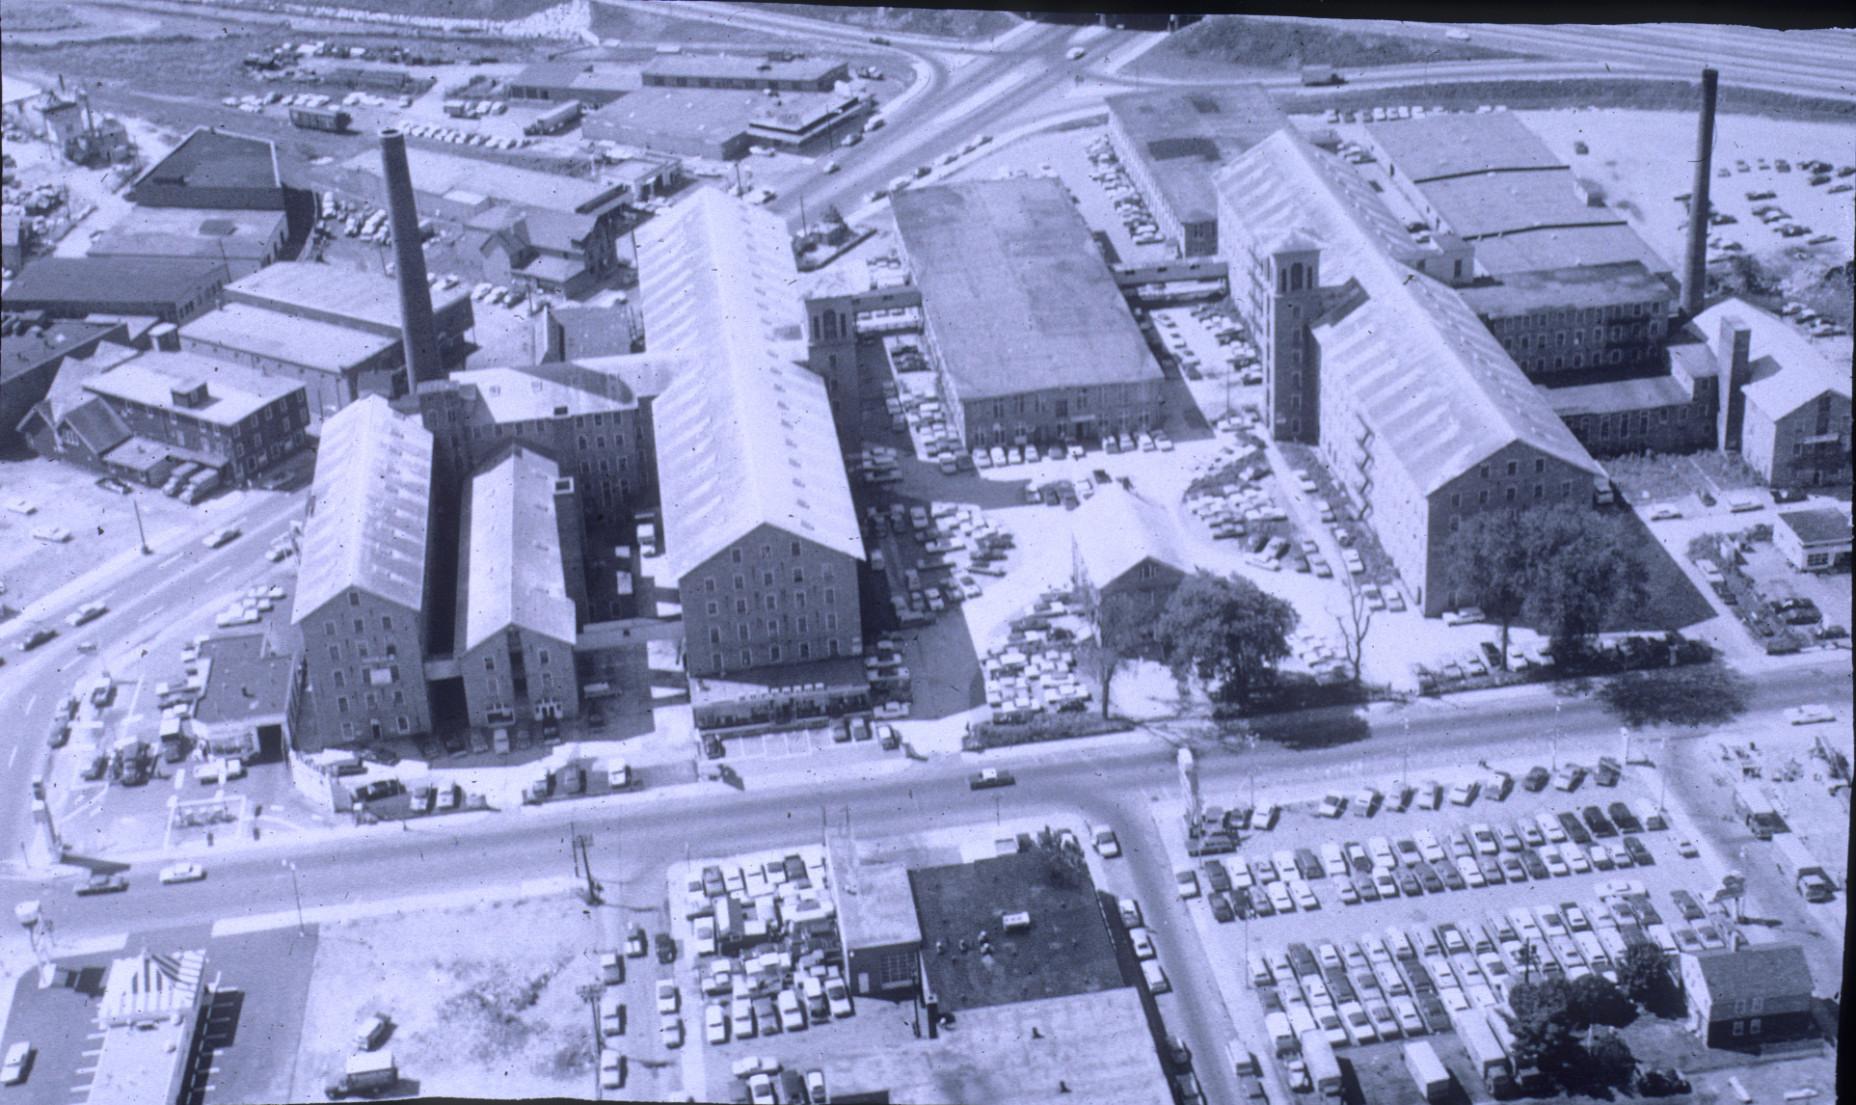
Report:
4,256,227,307
643,53,846,84
448,363,644,423
132,126,281,194
1459,261,1672,317
294,395,434,621
1540,372,1698,417
82,350,304,425
91,205,285,258
192,633,293,725
909,848,1125,1013
1106,86,1289,227
344,146,625,216
917,991,1174,1105
1,318,124,383
509,61,639,93
1366,111,1564,183
892,179,1164,399
181,302,398,373
1778,508,1851,546
1218,131,1602,494
1469,224,1673,277
830,841,924,951
587,87,758,143
461,446,576,652
224,261,469,334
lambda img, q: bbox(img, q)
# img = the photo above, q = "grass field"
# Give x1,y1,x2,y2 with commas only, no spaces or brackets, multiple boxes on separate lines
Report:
0,0,81,32
1150,14,1524,79
246,0,563,18
587,2,771,45
761,3,1018,40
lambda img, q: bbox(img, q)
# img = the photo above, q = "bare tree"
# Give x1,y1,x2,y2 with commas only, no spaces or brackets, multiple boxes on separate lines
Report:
1332,580,1375,684
1076,591,1144,719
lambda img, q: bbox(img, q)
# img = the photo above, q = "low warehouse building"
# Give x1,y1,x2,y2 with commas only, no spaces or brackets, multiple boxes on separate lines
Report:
1774,507,1851,573
892,179,1167,449
1,256,229,324
1679,944,1817,1048
1694,299,1852,491
641,53,848,93
87,206,288,279
220,261,475,380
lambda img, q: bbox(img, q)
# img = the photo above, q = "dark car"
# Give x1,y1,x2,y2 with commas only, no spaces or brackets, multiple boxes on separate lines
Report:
332,758,368,777
1438,863,1466,892
1520,849,1550,881
76,874,128,896
354,779,404,803
654,932,677,964
1479,855,1506,885
1770,487,1808,503
1352,873,1378,902
1203,860,1231,894
1210,893,1235,924
1415,863,1445,894
1609,801,1643,834
969,769,1015,790
359,746,401,767
1622,835,1653,866
702,734,725,760
1671,889,1706,922
47,720,69,749
81,755,109,781
1558,811,1593,846
1522,766,1551,792
1479,641,1503,669
1582,806,1619,838
1395,868,1422,897
1249,886,1276,917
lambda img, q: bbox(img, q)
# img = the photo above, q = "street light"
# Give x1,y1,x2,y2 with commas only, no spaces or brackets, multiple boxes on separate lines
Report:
282,860,305,935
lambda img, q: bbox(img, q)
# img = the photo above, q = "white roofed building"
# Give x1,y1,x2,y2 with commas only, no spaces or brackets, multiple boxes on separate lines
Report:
1071,485,1194,632
1694,298,1852,491
1216,131,1606,615
291,395,436,750
456,446,582,728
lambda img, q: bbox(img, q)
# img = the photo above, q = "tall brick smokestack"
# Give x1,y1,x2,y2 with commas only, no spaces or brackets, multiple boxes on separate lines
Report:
1682,68,1719,318
379,128,441,391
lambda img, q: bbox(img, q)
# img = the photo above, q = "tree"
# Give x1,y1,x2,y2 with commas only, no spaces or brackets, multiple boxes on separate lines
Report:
1507,980,1581,1076
1075,592,1144,719
1567,972,1635,1028
1617,941,1667,1005
1331,580,1374,684
1522,505,1650,661
1155,571,1298,706
1443,508,1534,669
1584,1029,1638,1089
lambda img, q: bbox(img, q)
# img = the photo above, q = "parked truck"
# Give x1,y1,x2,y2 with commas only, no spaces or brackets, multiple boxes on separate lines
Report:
1732,782,1785,839
326,1051,397,1099
1403,1040,1451,1103
524,100,581,135
1773,833,1835,902
1456,1008,1512,1092
1298,1029,1343,1099
1266,1011,1298,1057
290,104,351,132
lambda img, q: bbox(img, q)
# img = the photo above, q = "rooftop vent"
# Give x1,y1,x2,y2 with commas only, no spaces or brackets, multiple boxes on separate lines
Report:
169,380,212,409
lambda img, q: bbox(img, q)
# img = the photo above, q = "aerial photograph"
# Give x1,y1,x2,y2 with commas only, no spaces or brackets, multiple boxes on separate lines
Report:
0,1,1849,1102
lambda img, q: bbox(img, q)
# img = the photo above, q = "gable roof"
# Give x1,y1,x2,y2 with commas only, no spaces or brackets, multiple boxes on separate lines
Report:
460,447,576,652
1696,298,1853,420
1072,485,1192,588
61,397,132,456
1691,944,1815,1006
1217,131,1603,495
635,186,806,362
293,395,433,622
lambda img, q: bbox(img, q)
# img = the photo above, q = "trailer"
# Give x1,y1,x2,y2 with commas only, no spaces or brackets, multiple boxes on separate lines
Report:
1773,833,1834,902
1298,1029,1342,1099
1456,1009,1511,1091
1403,1040,1451,1103
525,100,582,136
288,104,350,132
1732,782,1785,839
1300,64,1343,86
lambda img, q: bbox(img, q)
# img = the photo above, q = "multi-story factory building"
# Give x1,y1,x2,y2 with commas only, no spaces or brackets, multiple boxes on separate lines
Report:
1104,86,1289,257
291,396,437,748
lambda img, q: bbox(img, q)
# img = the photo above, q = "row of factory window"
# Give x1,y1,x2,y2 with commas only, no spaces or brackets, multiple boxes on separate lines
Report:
705,588,839,615
706,612,840,641
338,717,414,737
484,648,553,671
1564,404,1703,441
708,638,843,672
1447,481,1581,529
1502,319,1660,354
326,663,402,688
1488,300,1663,332
335,690,408,713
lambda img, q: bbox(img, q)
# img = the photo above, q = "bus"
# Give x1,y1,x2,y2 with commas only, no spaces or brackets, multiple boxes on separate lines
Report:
1732,782,1785,839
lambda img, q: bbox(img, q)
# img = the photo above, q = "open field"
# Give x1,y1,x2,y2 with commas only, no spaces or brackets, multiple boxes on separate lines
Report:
1148,15,1524,82
761,3,1018,40
0,0,82,31
292,894,618,1100
238,0,565,18
587,2,779,45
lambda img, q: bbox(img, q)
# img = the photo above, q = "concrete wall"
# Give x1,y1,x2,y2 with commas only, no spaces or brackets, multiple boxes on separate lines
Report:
681,524,863,678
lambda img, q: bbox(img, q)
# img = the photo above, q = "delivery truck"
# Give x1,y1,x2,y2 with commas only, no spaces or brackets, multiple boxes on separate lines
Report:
1403,1040,1451,1103
1298,1029,1343,1098
1456,1008,1512,1092
326,1051,397,1098
1774,833,1834,902
1733,782,1785,839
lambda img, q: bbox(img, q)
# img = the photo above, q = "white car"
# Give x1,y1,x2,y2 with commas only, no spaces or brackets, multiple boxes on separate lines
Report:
1,1041,31,1086
1141,959,1170,994
731,1000,757,1039
159,863,206,885
1129,927,1156,960
599,1049,623,1089
659,1016,683,1048
655,980,679,1015
1783,704,1835,726
202,527,241,549
1647,504,1682,521
65,602,108,627
704,1003,728,1044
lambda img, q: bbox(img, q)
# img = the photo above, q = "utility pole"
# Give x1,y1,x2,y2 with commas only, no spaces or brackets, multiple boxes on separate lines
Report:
132,497,149,555
576,982,604,1100
282,860,305,935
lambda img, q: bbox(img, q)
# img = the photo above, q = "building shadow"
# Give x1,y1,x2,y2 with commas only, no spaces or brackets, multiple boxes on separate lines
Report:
1595,663,1750,729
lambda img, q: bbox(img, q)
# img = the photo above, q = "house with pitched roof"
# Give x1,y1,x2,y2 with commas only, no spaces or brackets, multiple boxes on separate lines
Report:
1070,485,1193,629
1694,299,1852,490
1678,944,1817,1048
290,396,436,749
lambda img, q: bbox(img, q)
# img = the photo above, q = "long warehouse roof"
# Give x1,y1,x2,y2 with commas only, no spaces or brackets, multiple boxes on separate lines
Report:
460,446,577,652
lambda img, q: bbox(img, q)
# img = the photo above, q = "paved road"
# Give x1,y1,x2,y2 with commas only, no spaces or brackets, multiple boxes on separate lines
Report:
0,489,304,868
8,656,1847,1105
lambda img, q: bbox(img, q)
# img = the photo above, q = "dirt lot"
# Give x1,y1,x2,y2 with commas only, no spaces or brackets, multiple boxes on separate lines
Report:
0,455,195,611
1147,15,1524,83
762,3,1018,40
290,893,635,1100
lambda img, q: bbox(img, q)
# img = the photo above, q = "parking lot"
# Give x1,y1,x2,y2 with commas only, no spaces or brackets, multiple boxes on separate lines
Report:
1153,759,1767,1103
